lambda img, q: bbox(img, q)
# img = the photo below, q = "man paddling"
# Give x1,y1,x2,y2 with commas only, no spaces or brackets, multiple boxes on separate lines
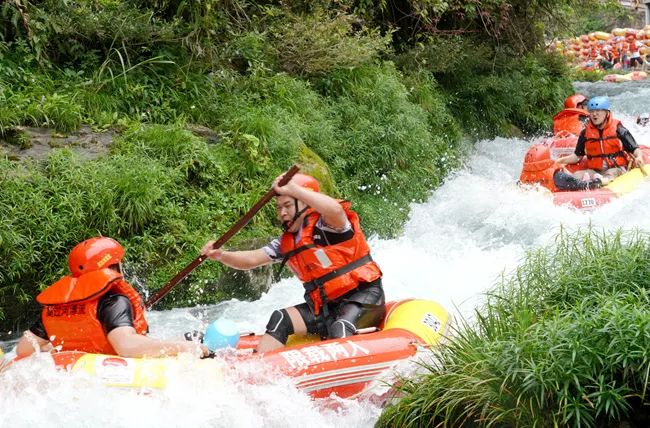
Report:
16,237,209,359
201,173,386,353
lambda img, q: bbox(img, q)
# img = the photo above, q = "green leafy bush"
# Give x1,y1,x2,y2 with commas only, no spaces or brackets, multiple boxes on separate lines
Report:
274,12,391,77
315,64,459,235
0,125,277,327
571,68,607,83
396,38,572,136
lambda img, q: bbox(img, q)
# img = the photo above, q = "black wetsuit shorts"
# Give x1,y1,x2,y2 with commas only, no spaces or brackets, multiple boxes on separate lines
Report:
295,279,386,339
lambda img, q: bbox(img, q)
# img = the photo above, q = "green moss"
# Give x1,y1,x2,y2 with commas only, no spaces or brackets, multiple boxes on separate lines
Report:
296,143,337,196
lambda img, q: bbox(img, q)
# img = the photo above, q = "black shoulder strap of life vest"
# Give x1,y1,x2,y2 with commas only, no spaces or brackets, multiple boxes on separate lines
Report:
277,244,316,274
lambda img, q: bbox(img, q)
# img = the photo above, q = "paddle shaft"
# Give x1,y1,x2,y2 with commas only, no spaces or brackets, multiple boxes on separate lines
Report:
627,156,647,177
144,165,300,309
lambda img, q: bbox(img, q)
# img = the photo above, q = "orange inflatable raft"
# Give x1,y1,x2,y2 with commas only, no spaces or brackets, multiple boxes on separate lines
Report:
8,299,451,401
520,136,650,210
603,71,648,83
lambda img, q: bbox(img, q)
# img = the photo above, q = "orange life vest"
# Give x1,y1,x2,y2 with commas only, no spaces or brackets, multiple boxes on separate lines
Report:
279,201,382,316
37,269,148,354
583,116,627,170
553,108,589,135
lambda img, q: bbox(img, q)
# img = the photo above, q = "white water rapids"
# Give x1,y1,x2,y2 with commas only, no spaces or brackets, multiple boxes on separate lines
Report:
1,81,649,428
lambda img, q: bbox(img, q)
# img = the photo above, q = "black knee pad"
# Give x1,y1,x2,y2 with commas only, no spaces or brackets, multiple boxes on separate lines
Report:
328,318,357,339
265,309,294,344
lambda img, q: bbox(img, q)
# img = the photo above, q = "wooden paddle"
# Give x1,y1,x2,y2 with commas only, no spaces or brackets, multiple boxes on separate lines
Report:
627,157,648,177
145,165,300,309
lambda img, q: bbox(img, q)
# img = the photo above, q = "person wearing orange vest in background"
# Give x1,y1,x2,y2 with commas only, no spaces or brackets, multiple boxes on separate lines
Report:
201,173,385,353
556,96,644,185
16,237,209,359
552,94,589,135
627,35,642,69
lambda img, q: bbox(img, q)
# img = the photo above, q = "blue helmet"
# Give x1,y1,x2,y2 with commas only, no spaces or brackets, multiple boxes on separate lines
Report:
587,96,610,111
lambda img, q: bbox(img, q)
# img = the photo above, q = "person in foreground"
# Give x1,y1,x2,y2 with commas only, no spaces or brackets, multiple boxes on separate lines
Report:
556,96,644,185
16,237,209,359
201,173,385,353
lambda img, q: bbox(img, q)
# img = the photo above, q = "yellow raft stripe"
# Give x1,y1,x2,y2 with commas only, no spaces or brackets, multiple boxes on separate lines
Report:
605,166,650,196
72,354,169,389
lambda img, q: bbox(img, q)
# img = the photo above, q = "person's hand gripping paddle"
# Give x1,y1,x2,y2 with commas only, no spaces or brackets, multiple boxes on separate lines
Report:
145,165,300,309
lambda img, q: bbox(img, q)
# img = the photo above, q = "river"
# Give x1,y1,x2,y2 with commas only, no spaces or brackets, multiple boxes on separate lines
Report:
1,80,649,428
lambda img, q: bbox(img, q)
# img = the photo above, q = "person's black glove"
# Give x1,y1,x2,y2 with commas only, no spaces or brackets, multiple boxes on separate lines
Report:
184,331,217,358
184,330,204,343
587,178,602,190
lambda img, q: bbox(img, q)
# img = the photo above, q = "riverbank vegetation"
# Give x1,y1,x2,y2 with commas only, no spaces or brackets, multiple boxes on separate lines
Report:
0,0,585,330
378,229,650,427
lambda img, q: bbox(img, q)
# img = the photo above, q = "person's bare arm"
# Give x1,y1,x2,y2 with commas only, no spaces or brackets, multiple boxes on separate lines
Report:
556,153,580,165
107,326,208,358
200,246,272,269
632,148,645,167
16,330,52,358
274,178,347,230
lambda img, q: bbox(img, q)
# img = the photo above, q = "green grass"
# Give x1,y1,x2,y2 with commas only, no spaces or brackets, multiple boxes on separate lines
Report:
378,229,650,427
570,68,608,83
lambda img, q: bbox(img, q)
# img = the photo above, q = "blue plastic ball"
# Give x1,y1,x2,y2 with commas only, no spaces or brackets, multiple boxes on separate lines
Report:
204,318,240,351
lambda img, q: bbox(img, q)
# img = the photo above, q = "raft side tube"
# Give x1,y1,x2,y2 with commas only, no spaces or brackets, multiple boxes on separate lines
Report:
383,299,452,347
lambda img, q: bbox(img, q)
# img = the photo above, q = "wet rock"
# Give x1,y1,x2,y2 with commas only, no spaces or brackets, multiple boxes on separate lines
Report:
216,265,274,300
297,143,337,195
187,124,222,144
0,125,115,161
213,237,274,300
505,124,525,139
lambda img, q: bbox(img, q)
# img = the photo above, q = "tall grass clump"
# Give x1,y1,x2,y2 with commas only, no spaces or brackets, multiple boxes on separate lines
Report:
315,64,461,236
378,228,650,428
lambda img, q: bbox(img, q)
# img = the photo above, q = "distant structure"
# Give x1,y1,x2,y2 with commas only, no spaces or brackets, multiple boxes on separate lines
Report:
619,0,649,25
